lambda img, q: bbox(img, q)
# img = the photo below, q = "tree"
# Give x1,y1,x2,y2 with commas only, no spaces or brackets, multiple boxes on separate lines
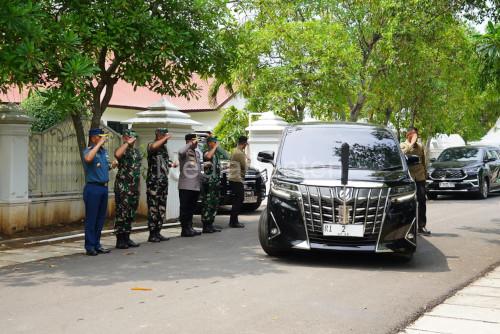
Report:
36,0,237,159
475,22,500,90
0,1,46,95
213,106,249,149
231,0,500,141
21,92,66,132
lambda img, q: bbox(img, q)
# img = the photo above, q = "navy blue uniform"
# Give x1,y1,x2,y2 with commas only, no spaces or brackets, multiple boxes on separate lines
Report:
83,146,110,252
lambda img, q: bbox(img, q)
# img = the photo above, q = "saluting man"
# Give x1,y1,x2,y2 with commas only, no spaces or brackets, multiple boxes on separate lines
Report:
114,129,142,249
146,128,176,242
83,128,113,256
200,136,229,233
401,127,431,236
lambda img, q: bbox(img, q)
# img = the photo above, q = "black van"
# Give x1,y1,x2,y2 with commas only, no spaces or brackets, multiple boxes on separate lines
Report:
257,122,419,260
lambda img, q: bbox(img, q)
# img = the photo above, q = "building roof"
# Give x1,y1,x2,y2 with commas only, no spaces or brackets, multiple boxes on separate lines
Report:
0,75,233,112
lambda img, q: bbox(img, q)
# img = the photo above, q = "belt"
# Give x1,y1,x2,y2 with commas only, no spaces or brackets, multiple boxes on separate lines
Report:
87,182,108,187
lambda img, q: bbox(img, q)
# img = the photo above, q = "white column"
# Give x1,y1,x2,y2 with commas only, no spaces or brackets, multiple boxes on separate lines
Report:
246,112,289,192
0,104,32,234
123,98,201,220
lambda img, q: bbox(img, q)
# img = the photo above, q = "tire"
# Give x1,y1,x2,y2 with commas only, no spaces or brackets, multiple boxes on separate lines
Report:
427,192,438,200
258,210,288,257
242,201,263,212
478,178,489,199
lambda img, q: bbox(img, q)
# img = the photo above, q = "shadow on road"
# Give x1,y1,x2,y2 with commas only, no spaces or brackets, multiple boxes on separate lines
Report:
0,206,453,288
266,237,450,273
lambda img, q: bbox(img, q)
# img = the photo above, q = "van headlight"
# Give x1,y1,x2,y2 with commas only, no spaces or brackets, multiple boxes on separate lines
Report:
391,184,416,202
270,179,300,200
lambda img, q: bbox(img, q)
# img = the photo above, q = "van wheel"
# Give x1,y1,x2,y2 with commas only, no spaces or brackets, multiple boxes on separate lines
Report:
258,209,288,257
478,178,489,199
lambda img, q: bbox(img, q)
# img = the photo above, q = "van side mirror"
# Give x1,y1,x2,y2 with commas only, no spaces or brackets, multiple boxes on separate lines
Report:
258,151,275,166
430,158,436,163
406,155,420,166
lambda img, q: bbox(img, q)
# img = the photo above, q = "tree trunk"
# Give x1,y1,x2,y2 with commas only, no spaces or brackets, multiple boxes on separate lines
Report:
71,112,87,168
349,93,366,122
384,107,392,126
409,109,417,128
90,80,117,129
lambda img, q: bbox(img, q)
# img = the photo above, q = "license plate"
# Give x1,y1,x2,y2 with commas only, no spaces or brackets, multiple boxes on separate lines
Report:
323,224,364,237
244,191,257,203
439,182,455,188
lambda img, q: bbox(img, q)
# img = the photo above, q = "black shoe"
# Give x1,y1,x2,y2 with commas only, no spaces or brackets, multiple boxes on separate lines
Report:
148,231,161,242
115,234,129,249
202,223,220,233
96,247,111,254
229,222,245,228
418,227,431,236
190,227,202,236
86,249,98,256
126,233,140,247
181,228,197,237
155,229,170,242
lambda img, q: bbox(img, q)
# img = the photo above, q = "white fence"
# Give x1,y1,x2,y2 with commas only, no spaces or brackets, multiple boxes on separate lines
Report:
29,118,120,197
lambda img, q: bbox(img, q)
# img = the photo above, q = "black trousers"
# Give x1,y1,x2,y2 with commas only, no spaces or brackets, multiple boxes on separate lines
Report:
416,181,427,228
229,181,244,225
179,189,200,228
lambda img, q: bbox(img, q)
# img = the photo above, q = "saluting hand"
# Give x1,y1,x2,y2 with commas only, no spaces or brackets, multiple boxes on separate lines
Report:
126,137,136,145
97,136,107,146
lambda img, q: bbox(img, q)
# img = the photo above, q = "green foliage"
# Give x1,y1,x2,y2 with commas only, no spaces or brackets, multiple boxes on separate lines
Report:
475,22,500,90
213,106,249,150
21,92,66,132
38,0,237,125
232,0,500,141
0,0,46,94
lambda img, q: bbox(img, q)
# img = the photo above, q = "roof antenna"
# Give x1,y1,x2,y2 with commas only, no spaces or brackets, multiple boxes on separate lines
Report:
340,143,350,225
340,143,349,186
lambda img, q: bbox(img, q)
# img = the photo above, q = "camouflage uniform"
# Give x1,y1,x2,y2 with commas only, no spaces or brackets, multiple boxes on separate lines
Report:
114,145,142,234
146,144,170,231
201,146,229,226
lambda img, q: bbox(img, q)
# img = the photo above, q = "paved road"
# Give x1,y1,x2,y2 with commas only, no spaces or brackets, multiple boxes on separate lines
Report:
1,195,499,334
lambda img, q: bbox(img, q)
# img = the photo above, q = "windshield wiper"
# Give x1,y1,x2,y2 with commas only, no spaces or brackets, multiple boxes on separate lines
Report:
303,164,340,169
381,165,403,171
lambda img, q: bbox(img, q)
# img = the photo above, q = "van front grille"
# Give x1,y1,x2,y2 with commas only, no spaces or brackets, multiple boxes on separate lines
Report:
299,185,390,243
431,169,465,179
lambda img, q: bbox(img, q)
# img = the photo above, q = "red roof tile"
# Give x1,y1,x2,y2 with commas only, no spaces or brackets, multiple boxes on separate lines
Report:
1,75,233,112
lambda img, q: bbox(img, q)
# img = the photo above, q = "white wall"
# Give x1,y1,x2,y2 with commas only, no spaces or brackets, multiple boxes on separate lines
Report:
101,107,139,124
189,110,223,131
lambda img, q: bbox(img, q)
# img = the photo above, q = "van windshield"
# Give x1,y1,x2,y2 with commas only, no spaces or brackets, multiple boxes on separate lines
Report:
278,126,403,171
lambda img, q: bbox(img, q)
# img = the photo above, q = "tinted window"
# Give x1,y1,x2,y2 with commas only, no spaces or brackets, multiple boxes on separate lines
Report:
278,126,403,171
438,147,483,162
487,150,499,160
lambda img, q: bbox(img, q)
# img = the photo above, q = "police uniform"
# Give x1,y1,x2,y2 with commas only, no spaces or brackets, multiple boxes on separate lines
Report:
114,129,142,249
146,128,171,242
83,128,111,256
178,133,203,237
200,137,229,233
